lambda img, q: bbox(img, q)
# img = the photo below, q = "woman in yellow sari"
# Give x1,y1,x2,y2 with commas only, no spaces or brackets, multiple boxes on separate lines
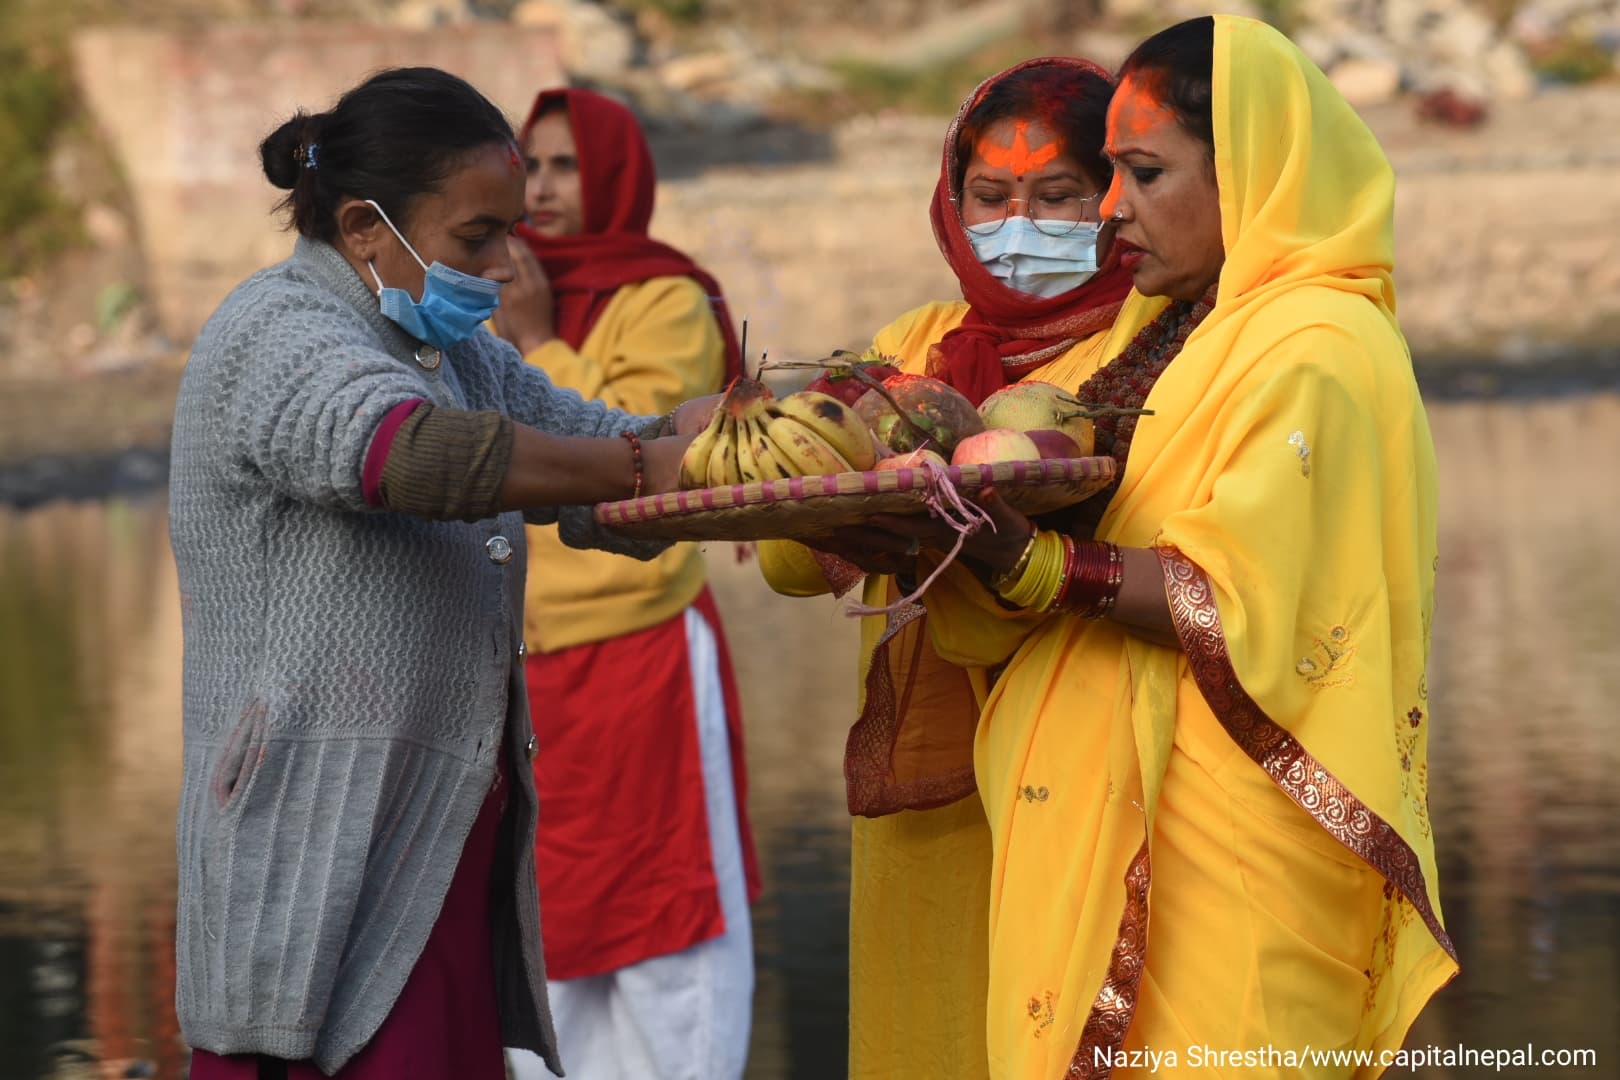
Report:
871,15,1458,1077
759,58,1132,1079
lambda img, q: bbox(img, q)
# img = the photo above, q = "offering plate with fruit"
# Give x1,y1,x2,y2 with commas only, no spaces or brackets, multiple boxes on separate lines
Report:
593,352,1144,543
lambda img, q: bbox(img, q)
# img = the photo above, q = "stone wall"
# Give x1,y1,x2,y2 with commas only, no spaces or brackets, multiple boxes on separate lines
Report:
71,24,564,340
68,22,1620,359
652,91,1620,362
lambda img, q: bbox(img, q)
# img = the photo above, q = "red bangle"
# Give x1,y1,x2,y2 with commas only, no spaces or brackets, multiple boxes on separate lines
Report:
620,429,644,499
1050,535,1082,611
1049,534,1076,611
1054,539,1124,618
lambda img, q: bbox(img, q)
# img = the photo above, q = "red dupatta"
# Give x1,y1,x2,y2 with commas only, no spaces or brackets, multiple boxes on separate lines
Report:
513,88,743,384
925,57,1134,405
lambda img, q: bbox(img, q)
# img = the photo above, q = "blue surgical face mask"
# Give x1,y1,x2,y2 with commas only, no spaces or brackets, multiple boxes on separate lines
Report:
365,199,502,350
967,216,1103,298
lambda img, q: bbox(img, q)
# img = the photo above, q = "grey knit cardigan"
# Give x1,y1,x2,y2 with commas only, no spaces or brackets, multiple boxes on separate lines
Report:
168,237,663,1074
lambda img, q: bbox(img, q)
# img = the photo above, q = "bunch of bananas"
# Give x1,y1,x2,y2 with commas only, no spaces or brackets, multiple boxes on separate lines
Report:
679,377,880,488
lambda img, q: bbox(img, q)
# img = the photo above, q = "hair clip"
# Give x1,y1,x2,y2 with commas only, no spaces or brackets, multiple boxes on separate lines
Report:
302,143,319,170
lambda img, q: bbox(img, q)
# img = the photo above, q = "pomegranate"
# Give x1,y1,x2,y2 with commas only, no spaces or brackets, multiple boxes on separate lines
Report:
805,355,903,407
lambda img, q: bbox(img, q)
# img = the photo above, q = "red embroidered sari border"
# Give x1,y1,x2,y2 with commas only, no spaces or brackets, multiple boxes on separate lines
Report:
843,602,979,817
1066,840,1152,1079
1155,546,1457,963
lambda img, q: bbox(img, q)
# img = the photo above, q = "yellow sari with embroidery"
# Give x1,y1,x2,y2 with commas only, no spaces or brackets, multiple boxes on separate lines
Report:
928,18,1458,1078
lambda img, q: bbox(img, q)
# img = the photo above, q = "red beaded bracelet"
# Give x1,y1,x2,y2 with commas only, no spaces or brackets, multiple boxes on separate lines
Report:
620,429,645,499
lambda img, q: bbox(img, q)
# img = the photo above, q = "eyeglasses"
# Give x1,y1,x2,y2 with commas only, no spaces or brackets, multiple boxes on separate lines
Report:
952,193,1104,237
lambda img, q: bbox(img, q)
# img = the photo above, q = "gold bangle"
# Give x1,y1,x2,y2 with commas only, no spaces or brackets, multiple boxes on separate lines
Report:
991,528,1040,594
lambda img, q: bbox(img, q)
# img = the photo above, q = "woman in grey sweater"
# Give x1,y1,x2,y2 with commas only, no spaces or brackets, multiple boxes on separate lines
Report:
169,67,702,1079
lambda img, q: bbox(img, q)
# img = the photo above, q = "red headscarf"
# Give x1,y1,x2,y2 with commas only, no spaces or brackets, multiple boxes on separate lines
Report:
513,88,743,385
926,57,1134,405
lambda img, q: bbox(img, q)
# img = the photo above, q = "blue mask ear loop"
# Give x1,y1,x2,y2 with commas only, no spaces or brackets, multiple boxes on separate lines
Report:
363,199,430,295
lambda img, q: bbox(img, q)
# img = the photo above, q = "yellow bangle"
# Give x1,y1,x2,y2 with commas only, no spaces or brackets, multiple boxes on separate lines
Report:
1000,530,1065,610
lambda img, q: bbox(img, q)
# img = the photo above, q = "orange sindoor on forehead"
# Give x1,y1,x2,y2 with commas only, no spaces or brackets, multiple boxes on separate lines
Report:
1106,78,1178,151
978,121,1062,177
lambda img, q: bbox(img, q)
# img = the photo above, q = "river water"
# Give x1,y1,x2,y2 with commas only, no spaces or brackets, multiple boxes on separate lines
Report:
1,390,1616,1078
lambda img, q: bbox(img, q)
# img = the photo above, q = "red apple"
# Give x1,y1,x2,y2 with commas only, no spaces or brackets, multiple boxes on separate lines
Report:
950,429,1040,466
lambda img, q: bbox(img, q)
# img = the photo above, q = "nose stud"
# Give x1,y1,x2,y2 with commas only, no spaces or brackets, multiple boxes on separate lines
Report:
1110,211,1125,222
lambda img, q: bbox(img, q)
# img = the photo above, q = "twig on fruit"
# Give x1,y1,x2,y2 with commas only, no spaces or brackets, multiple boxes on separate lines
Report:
757,356,857,373
1053,391,1155,420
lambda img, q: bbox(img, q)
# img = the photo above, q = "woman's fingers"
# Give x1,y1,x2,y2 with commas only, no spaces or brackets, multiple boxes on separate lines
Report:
971,487,1032,536
814,494,1031,575
498,236,555,351
849,516,958,551
829,523,917,554
810,531,912,575
642,433,696,495
672,394,724,436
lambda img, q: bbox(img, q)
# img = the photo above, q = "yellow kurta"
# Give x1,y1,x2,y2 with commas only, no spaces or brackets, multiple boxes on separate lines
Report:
758,301,1113,1080
924,18,1458,1079
521,275,723,652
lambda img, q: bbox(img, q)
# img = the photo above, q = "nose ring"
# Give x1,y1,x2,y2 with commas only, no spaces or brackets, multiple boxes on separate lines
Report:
1110,211,1125,223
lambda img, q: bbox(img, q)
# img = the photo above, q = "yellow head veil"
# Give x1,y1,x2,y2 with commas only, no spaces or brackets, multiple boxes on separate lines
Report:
1213,17,1399,319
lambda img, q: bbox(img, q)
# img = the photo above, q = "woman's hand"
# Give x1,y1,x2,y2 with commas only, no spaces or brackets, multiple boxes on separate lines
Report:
493,236,556,355
848,488,1036,580
640,432,698,496
671,393,724,436
959,488,1038,579
809,525,923,577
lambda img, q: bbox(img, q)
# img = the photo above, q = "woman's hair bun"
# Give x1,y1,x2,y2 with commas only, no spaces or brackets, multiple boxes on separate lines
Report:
260,111,321,191
260,68,514,241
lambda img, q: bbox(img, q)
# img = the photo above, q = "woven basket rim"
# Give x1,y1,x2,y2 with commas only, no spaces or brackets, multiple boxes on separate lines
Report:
592,456,1114,540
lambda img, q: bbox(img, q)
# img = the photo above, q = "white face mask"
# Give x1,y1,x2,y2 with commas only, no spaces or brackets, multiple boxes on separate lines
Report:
968,217,1103,298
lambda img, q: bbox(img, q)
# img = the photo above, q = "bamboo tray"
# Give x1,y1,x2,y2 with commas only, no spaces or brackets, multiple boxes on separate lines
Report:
593,457,1115,542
